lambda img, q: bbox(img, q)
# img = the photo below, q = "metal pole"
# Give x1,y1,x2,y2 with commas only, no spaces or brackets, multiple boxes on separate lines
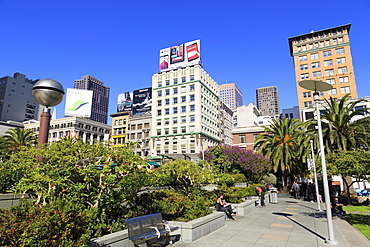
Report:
314,93,337,245
38,107,51,145
310,140,322,211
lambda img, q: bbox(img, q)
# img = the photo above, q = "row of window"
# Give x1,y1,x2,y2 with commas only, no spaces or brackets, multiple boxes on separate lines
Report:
297,37,343,51
299,57,346,70
156,115,196,126
303,86,351,106
296,30,343,44
157,105,195,116
156,125,196,135
157,75,195,87
157,84,195,97
298,48,345,61
300,67,348,79
158,95,195,106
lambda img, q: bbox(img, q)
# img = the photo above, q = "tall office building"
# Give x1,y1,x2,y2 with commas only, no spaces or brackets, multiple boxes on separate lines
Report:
0,72,44,122
74,75,110,124
219,83,243,111
288,24,358,113
256,86,280,117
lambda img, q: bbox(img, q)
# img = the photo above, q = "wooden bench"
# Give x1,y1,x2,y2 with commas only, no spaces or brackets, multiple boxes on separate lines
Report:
126,213,179,247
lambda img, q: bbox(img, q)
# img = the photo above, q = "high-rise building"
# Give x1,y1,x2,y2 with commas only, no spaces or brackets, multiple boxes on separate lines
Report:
288,24,358,114
0,72,44,122
219,83,243,111
151,64,220,159
256,86,280,117
74,75,110,124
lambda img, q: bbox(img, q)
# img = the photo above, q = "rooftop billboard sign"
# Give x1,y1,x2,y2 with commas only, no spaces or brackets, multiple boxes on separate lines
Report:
64,88,93,117
159,39,200,71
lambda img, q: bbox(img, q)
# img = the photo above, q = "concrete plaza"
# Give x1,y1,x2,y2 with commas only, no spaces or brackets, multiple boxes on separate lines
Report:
174,194,370,247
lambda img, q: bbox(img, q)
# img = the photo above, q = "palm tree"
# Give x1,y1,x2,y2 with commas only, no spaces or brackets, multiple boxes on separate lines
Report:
3,127,36,150
254,118,310,187
320,94,370,153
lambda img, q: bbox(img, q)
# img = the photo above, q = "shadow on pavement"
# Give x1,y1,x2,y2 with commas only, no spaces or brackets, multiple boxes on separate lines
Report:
273,212,326,240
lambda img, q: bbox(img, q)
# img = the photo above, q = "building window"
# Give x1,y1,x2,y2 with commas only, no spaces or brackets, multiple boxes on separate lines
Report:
190,115,195,122
190,105,195,112
320,41,324,47
303,92,311,98
131,124,136,130
181,126,186,133
335,48,345,54
157,100,162,106
181,86,186,93
326,78,335,85
190,75,194,81
181,77,186,82
189,125,195,132
239,135,246,143
164,118,169,125
181,106,186,113
173,78,178,84
165,80,170,86
310,53,319,59
164,128,169,135
138,124,143,129
190,95,195,101
158,81,162,87
165,89,170,95
173,107,178,114
173,97,178,104
156,129,161,135
157,119,162,126
158,90,162,97
323,50,332,57
339,76,349,83
165,99,170,105
173,117,178,124
173,127,178,134
338,37,343,43
311,62,320,68
299,55,307,61
325,69,334,76
301,73,309,79
189,84,195,91
304,101,313,107
300,64,308,70
181,116,186,123
328,88,337,95
312,71,321,77
181,96,186,103
337,57,346,64
165,108,170,115
340,86,350,94
157,109,162,116
324,59,332,66
338,67,348,74
325,40,330,46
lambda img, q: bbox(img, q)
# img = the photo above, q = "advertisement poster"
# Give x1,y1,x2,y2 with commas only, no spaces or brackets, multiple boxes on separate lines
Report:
132,87,152,115
159,39,201,71
117,91,133,112
64,88,93,117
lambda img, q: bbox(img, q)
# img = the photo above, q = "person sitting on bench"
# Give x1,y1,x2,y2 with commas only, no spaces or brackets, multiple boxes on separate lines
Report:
215,193,236,220
332,197,346,214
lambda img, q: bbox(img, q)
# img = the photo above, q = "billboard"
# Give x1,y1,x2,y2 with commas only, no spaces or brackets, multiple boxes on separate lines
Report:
132,87,152,115
117,91,133,112
64,88,93,117
159,39,200,71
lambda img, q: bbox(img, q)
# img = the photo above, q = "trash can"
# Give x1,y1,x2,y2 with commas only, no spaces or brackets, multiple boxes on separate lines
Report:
270,187,278,204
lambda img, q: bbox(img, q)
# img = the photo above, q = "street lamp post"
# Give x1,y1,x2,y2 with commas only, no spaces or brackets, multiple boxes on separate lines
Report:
310,139,322,211
299,80,337,245
32,79,65,145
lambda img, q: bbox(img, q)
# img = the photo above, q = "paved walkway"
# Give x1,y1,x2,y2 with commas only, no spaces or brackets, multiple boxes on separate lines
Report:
174,194,370,247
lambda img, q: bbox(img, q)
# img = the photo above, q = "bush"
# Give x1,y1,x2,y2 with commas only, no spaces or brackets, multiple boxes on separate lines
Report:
215,184,259,203
231,173,247,183
262,174,277,186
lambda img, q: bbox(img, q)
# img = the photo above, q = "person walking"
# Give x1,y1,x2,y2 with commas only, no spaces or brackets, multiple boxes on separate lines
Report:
293,181,300,199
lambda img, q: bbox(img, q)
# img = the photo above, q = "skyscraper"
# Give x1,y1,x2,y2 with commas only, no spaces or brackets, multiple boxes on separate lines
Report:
219,83,243,111
0,72,44,122
256,86,280,117
74,75,110,124
288,24,358,113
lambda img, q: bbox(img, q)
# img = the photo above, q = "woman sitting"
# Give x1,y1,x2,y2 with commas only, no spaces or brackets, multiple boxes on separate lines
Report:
215,193,236,220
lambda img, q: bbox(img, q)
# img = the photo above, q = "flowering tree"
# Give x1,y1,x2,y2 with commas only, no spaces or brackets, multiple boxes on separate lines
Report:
203,145,272,183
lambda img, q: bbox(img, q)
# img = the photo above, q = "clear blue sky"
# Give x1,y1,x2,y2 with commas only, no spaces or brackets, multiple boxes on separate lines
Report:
1,0,369,124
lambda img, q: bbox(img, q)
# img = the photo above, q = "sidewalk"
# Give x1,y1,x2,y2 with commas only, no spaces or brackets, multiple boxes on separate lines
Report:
174,194,370,247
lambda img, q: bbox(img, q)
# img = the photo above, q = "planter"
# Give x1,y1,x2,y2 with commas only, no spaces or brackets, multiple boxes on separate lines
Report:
0,194,31,209
90,211,225,246
232,199,257,216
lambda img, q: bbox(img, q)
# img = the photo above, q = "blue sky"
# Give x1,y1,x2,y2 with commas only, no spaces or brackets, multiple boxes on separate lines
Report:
1,0,370,124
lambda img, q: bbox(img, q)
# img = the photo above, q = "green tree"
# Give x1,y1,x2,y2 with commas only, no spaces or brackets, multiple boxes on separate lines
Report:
254,118,310,187
326,150,370,205
321,94,370,153
3,127,36,151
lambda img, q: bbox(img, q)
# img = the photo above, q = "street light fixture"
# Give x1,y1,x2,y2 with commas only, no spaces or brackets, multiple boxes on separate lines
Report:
299,80,337,245
32,79,65,145
310,139,322,212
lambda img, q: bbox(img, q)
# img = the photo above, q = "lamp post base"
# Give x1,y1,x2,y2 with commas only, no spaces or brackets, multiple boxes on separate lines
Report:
325,239,338,245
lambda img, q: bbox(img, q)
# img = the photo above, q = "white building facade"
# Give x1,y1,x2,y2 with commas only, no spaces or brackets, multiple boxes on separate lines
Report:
151,64,220,160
